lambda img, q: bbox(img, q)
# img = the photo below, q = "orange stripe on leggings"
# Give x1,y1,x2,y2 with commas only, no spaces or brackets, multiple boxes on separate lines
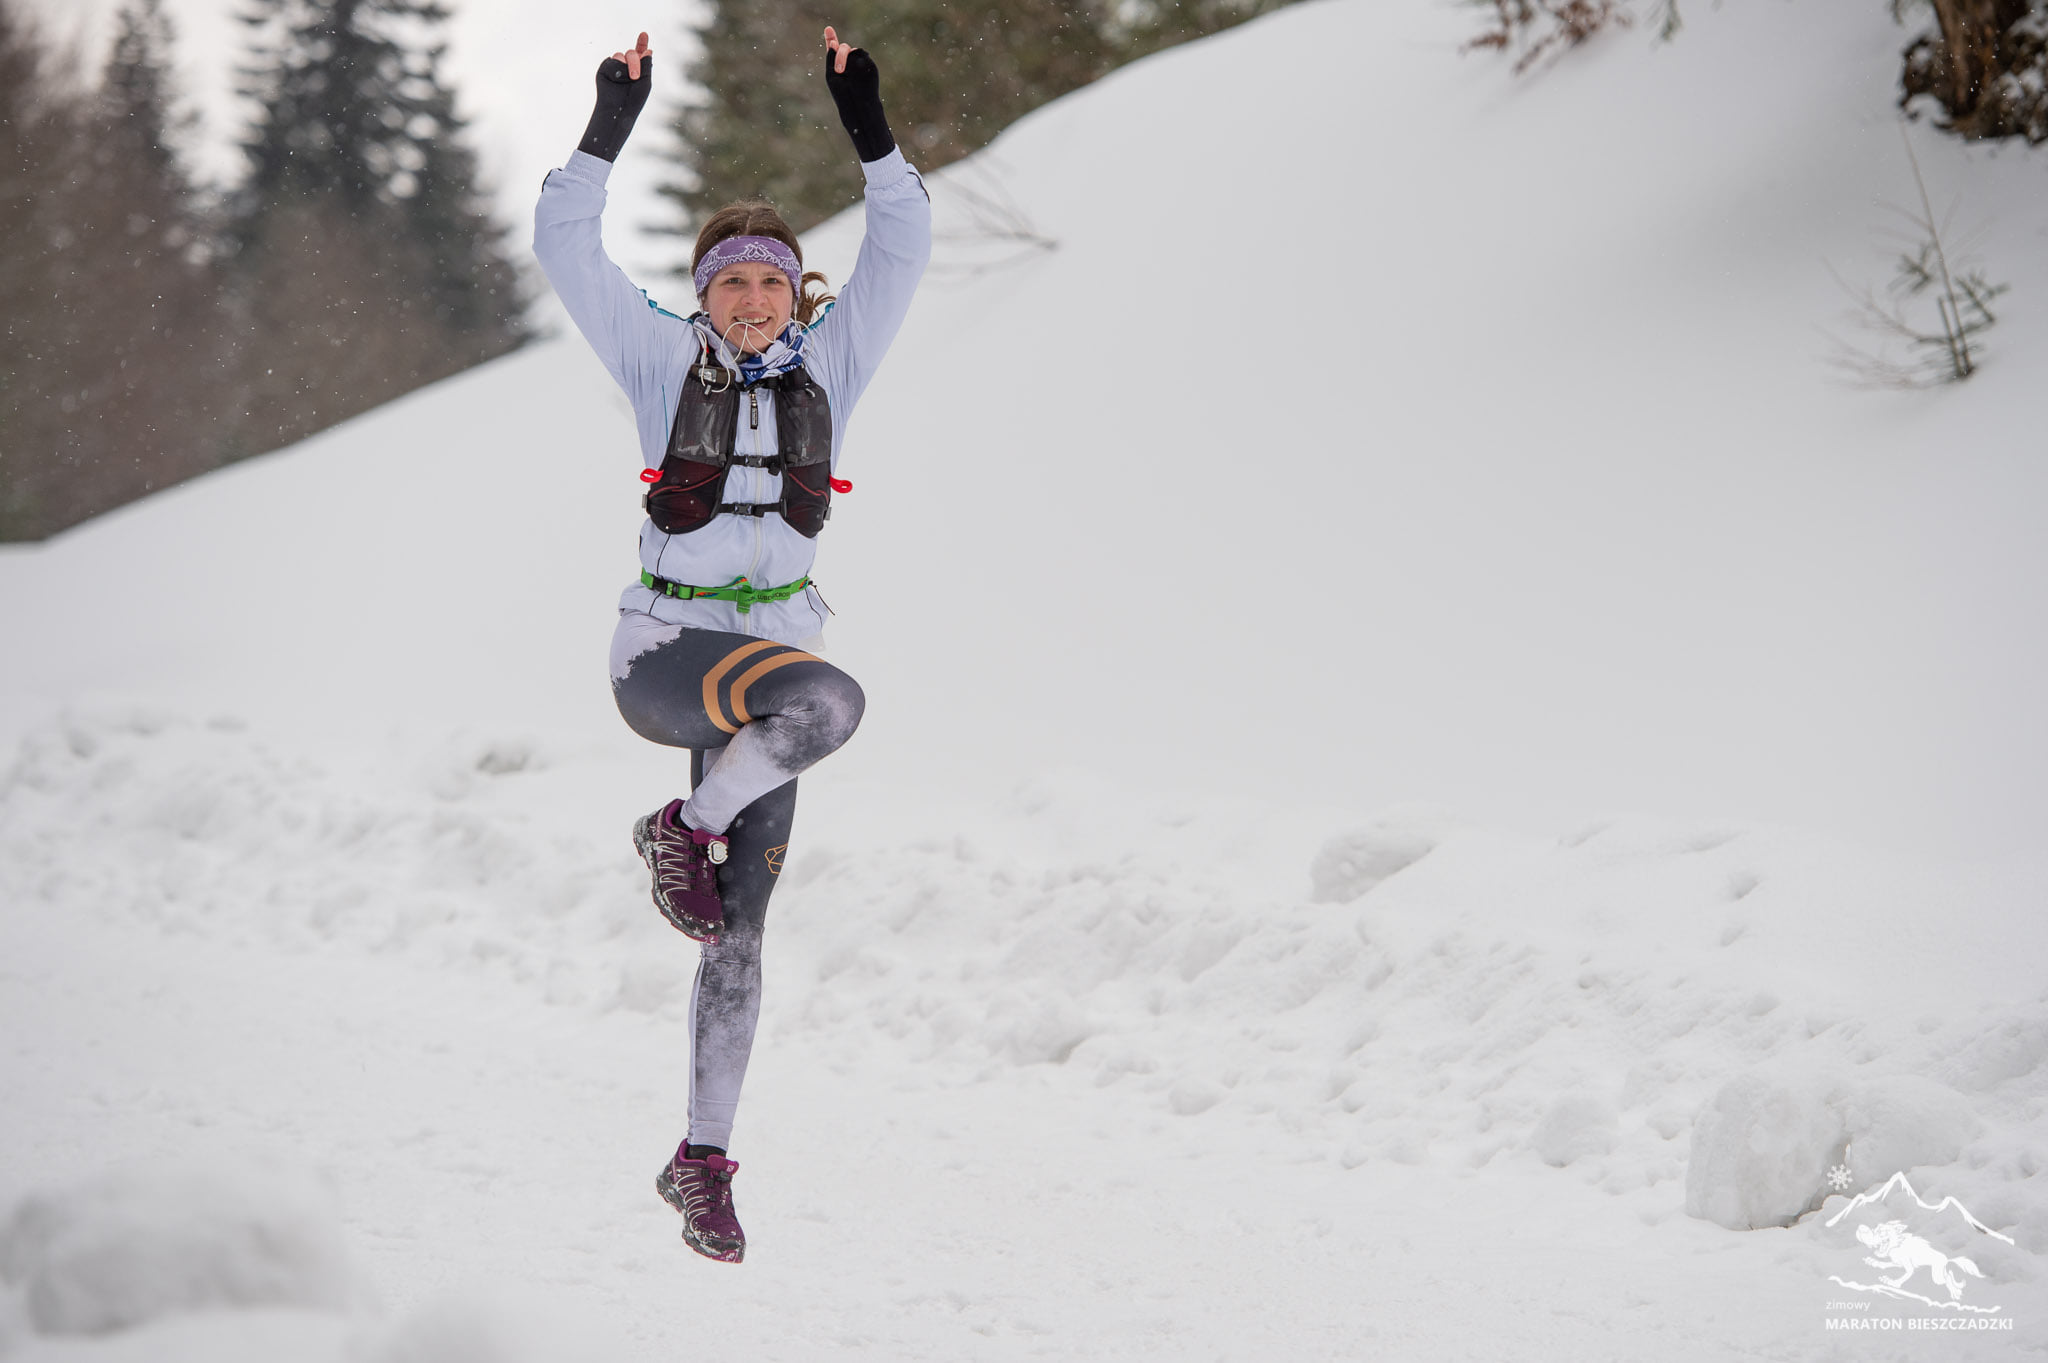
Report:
702,640,782,734
730,651,822,725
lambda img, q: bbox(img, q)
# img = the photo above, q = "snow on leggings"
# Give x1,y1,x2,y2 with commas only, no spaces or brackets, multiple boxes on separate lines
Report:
611,626,865,1151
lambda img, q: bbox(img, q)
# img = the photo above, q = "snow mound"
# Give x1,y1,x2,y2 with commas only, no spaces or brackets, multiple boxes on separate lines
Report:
1685,1060,1987,1230
0,1308,352,1363
0,707,645,1007
0,1284,26,1356
1685,1058,1850,1229
1308,817,1442,903
0,1162,619,1363
0,1163,360,1336
1531,1091,1621,1168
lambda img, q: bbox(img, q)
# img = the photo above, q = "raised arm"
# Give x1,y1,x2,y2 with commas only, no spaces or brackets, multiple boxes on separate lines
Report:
532,33,683,406
807,27,933,422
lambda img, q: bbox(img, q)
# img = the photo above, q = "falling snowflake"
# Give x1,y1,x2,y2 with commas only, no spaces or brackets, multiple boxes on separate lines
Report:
1827,1164,1854,1192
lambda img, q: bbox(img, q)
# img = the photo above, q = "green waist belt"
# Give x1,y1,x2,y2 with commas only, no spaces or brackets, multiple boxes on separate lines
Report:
640,570,811,615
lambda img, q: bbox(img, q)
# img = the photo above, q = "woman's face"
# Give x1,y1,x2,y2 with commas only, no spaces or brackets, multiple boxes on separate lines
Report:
704,262,794,354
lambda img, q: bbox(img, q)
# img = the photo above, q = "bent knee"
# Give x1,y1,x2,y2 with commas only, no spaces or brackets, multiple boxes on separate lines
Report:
769,668,863,764
796,671,864,749
824,672,865,742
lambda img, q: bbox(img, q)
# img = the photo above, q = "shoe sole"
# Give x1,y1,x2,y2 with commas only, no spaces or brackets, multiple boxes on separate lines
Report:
632,814,723,944
655,1167,745,1264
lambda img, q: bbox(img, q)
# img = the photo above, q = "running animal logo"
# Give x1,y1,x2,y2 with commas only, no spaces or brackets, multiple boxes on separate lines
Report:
1821,1170,2016,1321
1856,1221,1986,1302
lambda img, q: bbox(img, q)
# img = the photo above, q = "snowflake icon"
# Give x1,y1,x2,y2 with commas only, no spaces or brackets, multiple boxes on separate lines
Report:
1826,1164,1854,1192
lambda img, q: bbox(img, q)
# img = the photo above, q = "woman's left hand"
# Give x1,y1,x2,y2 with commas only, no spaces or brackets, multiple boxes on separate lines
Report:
823,25,856,75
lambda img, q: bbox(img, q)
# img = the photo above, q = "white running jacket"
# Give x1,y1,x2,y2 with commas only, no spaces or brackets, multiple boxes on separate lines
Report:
533,148,931,647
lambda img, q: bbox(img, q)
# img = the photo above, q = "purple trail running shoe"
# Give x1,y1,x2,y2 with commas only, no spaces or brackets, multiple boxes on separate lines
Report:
632,798,729,942
656,1147,746,1263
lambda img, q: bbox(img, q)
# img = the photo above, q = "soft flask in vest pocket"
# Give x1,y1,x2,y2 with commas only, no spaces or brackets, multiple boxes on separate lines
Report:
644,370,740,535
773,374,833,538
778,467,828,536
645,460,723,534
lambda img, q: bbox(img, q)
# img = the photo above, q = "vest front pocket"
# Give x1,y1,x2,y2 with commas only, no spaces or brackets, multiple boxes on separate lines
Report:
645,460,723,534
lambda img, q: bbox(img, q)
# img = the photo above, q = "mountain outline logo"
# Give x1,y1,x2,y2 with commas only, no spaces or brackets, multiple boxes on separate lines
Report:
1823,1171,2015,1316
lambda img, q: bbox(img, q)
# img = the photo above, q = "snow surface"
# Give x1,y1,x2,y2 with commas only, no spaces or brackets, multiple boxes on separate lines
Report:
5,0,2048,1358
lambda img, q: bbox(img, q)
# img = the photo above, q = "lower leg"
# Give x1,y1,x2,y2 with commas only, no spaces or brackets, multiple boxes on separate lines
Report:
684,769,796,1152
685,937,761,1150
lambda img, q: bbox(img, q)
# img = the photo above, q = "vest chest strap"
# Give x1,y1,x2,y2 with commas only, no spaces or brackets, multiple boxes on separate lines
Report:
714,500,831,523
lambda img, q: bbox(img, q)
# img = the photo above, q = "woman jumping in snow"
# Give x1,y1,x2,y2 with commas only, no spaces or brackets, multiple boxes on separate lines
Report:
533,25,929,1264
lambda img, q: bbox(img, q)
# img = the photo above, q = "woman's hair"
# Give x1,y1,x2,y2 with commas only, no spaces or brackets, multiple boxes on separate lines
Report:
692,200,835,326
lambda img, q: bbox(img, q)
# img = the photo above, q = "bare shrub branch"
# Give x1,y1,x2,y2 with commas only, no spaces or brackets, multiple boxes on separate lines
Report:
1464,0,1648,74
1824,124,2008,387
924,158,1059,286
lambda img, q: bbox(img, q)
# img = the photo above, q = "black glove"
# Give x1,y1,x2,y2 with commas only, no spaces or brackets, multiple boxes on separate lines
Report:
824,47,895,163
580,56,652,163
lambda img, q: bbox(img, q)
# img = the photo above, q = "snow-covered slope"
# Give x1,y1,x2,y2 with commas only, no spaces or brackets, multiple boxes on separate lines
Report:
3,0,2046,1359
797,0,2048,860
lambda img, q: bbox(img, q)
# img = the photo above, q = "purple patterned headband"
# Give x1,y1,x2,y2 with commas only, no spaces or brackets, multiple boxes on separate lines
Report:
693,235,803,298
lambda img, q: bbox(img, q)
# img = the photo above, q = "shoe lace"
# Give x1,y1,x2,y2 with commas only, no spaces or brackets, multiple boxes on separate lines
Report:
649,821,715,898
675,1160,737,1218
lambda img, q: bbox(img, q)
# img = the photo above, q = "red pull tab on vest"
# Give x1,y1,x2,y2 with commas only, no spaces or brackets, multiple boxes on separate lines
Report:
830,477,852,494
640,468,662,484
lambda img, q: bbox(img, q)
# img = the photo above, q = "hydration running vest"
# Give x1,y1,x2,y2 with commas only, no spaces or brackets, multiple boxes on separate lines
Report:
641,348,835,539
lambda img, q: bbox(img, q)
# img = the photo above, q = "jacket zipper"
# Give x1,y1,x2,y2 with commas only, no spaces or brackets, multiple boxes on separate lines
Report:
744,384,764,636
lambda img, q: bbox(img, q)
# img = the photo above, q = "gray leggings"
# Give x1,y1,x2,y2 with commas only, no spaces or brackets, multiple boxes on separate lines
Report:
613,628,865,836
613,627,865,1150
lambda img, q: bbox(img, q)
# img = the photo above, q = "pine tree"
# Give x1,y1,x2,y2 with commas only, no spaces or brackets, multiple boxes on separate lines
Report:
0,0,62,383
396,38,528,346
0,0,74,536
69,0,228,498
100,0,194,220
226,0,525,455
0,0,222,538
